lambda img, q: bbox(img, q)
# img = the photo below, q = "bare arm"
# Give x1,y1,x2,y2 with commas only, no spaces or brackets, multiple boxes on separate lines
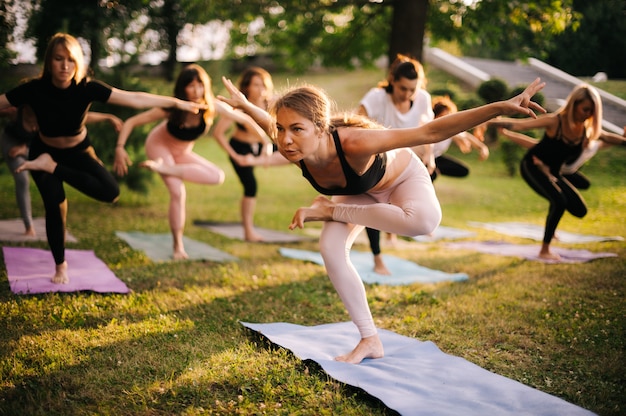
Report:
0,95,12,112
107,88,207,114
454,131,490,160
113,107,166,176
599,129,626,146
343,78,546,156
212,113,239,159
86,112,123,132
217,77,274,136
499,128,538,149
214,99,270,144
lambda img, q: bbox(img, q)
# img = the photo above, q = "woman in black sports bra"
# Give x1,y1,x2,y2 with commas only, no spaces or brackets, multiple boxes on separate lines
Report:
219,76,546,365
114,64,268,260
488,84,622,261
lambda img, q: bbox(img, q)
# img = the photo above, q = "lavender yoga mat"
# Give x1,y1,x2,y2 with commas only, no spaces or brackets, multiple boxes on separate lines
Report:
193,220,313,243
0,217,77,243
445,241,617,264
2,247,129,294
468,221,623,243
242,321,596,416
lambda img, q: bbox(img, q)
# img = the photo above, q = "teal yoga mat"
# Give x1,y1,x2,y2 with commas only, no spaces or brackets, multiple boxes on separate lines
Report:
115,231,237,262
279,247,468,285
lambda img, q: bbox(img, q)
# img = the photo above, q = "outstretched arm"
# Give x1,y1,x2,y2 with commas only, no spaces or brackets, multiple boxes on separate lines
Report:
107,88,208,114
499,128,538,149
599,129,626,146
344,78,546,156
217,77,274,136
214,99,271,144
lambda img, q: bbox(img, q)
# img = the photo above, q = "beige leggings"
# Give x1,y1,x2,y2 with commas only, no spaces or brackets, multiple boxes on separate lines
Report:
320,156,441,338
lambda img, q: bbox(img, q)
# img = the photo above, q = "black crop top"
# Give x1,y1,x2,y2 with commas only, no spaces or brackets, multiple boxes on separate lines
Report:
5,78,112,137
525,115,585,175
166,117,208,141
300,130,387,195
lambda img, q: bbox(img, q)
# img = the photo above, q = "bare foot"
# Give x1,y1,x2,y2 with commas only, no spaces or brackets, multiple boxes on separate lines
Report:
24,226,37,237
289,195,335,230
173,249,189,260
373,254,391,275
335,335,384,364
539,251,561,261
244,231,265,242
15,153,57,174
139,158,164,173
51,261,69,284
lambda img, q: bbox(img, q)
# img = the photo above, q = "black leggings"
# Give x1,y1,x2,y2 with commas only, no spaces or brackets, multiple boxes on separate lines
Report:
520,157,587,244
563,171,591,190
229,138,262,197
29,136,120,265
431,154,469,181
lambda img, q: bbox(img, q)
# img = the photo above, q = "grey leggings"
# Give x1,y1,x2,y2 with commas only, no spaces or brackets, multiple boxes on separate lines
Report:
1,131,33,230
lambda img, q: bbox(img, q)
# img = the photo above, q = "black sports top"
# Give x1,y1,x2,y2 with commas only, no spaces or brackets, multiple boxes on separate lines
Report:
525,115,585,175
5,78,112,138
166,116,207,142
299,130,387,195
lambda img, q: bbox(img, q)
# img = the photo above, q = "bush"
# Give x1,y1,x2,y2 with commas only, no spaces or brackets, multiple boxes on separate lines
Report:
477,78,508,103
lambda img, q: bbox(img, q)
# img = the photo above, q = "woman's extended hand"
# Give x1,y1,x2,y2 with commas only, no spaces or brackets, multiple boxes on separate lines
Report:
502,78,547,118
217,76,250,109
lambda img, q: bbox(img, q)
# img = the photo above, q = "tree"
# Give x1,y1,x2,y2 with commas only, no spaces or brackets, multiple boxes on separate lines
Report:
25,0,146,75
220,0,430,71
547,0,626,78
429,0,581,61
0,0,18,67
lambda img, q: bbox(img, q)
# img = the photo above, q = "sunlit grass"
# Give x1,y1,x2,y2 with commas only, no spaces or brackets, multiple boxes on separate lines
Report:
0,67,624,415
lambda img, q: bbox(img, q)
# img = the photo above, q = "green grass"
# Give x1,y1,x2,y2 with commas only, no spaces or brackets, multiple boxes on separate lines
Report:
0,68,625,415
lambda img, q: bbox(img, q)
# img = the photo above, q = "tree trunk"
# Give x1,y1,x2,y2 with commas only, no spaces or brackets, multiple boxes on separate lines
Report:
388,0,429,65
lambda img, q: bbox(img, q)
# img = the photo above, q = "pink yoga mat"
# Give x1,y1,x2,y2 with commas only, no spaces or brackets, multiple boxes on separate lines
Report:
2,247,129,294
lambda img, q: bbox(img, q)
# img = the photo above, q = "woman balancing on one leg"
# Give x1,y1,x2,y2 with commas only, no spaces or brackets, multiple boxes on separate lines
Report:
488,84,625,261
213,66,288,242
0,33,207,284
219,76,546,363
113,64,267,259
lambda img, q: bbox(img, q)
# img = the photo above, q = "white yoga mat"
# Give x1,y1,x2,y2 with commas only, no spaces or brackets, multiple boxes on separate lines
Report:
468,221,623,243
445,241,617,264
115,231,237,262
279,247,468,285
0,217,78,243
241,321,595,416
193,220,313,243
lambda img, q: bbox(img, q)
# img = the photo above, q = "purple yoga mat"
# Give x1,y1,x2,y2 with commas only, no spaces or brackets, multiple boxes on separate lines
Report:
2,247,130,294
445,241,617,264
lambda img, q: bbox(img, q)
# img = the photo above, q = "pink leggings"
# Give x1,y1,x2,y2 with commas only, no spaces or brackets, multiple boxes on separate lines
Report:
320,156,441,338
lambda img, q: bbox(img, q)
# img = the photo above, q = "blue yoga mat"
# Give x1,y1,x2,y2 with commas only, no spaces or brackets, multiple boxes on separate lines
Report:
279,247,468,285
242,321,595,416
